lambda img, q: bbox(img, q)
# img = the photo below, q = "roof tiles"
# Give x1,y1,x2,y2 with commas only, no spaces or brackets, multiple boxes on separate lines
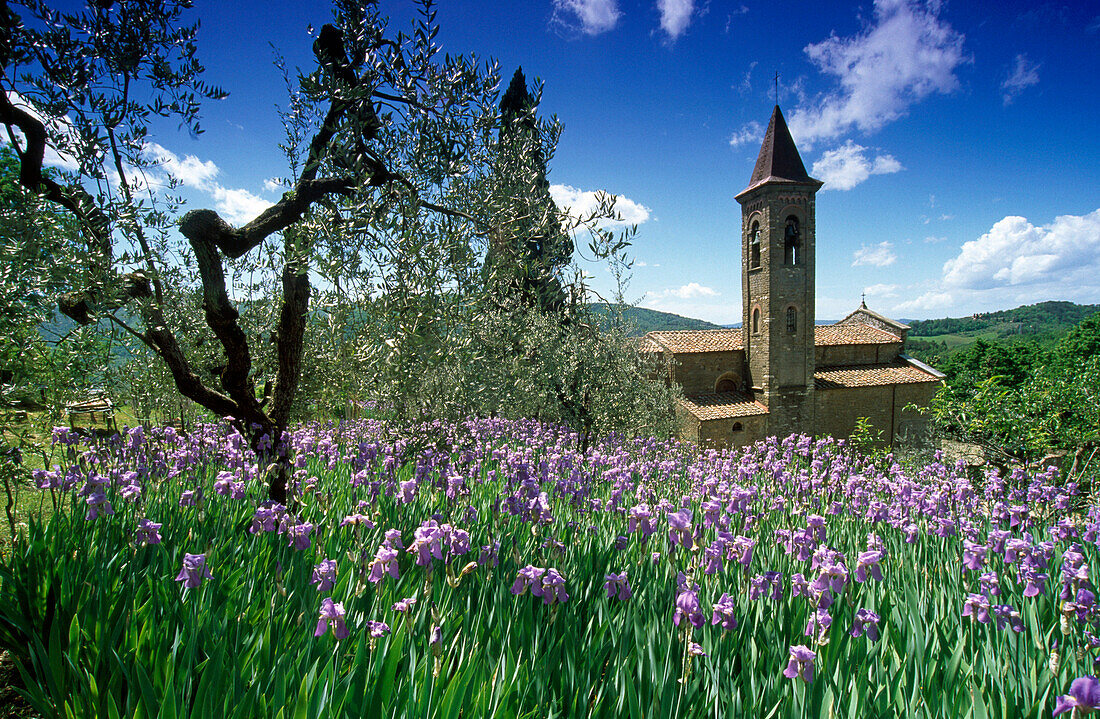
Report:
813,324,901,346
644,329,744,353
643,324,900,354
814,361,943,389
680,391,769,421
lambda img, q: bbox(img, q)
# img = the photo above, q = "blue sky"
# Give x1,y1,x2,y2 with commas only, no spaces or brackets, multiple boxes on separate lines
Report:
60,0,1100,324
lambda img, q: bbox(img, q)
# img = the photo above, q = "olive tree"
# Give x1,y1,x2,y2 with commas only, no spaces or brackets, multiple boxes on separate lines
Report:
0,0,501,502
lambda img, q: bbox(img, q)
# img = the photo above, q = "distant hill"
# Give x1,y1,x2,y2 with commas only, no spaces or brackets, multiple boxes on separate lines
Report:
588,304,722,335
905,301,1100,363
908,301,1100,339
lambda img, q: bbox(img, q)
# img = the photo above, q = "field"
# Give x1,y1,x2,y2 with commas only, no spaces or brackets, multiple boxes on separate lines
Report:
0,418,1095,717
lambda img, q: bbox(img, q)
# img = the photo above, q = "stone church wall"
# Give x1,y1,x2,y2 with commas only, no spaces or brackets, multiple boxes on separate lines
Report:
814,342,901,366
814,382,938,446
698,415,767,449
673,351,745,395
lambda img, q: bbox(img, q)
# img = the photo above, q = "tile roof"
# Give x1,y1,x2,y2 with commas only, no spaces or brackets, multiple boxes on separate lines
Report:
679,391,769,421
814,360,943,389
643,329,744,353
644,325,899,354
813,324,902,346
837,305,910,331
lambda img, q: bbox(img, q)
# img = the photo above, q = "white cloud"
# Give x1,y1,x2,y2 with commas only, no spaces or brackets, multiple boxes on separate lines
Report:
812,141,902,190
1001,54,1040,106
852,241,897,267
923,235,947,244
787,0,968,147
550,184,651,227
551,0,622,36
939,214,954,221
144,142,219,190
864,283,899,298
210,186,271,225
142,142,271,225
943,210,1100,290
892,290,955,313
729,121,763,149
650,282,719,299
890,208,1100,316
657,0,695,41
263,177,286,194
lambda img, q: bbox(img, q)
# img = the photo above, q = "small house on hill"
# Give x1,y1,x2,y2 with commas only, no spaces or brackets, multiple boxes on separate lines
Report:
641,105,944,449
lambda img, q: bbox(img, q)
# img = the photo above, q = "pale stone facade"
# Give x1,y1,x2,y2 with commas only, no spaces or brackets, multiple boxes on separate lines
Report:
642,106,944,449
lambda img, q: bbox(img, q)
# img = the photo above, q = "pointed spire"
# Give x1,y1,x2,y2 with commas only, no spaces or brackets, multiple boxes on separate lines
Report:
740,106,821,195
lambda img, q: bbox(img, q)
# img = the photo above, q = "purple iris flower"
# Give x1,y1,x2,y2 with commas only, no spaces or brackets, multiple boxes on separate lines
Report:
85,489,114,520
367,620,390,638
367,545,400,583
749,572,784,602
285,521,314,551
991,604,1024,633
383,528,404,549
311,558,338,592
962,593,991,624
314,598,349,639
962,541,987,571
979,571,1001,597
479,540,500,567
249,502,285,534
175,553,213,589
783,645,816,683
673,587,705,628
512,565,546,597
667,509,694,550
804,608,832,643
731,535,756,568
392,596,417,613
850,609,881,641
135,518,162,546
711,592,737,631
340,513,375,528
790,573,811,599
854,551,884,583
537,569,570,604
1054,676,1100,716
179,487,202,507
409,521,443,566
604,572,632,601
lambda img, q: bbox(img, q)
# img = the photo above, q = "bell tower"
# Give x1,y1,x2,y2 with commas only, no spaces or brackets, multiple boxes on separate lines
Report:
734,105,823,438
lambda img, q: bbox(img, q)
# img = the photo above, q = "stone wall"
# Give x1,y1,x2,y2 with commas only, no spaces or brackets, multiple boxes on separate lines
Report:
815,342,901,366
675,403,702,444
672,351,745,395
699,414,768,449
814,382,938,446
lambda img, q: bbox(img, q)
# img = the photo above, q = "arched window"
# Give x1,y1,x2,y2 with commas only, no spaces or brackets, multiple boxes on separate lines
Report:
786,306,797,334
731,422,744,433
784,216,800,265
715,372,740,393
752,307,760,334
749,221,761,269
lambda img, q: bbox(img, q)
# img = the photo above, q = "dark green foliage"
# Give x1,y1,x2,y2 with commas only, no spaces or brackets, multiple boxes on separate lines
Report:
909,301,1100,338
483,68,572,314
931,312,1100,472
587,304,723,335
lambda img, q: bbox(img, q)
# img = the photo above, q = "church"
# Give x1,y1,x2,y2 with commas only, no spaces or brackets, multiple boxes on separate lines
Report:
641,106,944,449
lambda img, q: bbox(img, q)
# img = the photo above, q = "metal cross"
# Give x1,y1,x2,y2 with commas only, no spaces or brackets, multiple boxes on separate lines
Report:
774,72,779,105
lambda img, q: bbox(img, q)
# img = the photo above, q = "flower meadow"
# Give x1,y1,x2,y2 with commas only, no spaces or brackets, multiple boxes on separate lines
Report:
1,419,1099,717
